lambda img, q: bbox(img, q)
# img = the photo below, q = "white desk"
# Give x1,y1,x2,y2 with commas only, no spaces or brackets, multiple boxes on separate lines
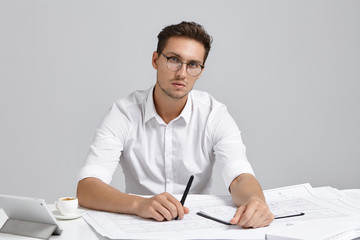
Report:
1,186,360,240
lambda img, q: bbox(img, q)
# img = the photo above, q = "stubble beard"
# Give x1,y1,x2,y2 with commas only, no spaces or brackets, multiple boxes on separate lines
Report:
157,80,192,100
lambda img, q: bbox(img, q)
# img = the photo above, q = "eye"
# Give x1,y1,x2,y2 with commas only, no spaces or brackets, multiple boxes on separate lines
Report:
188,62,200,69
168,56,180,63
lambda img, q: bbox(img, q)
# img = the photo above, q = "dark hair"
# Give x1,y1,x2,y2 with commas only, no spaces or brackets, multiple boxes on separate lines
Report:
157,21,213,64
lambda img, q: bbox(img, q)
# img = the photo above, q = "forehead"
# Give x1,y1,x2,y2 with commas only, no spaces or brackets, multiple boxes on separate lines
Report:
162,36,205,62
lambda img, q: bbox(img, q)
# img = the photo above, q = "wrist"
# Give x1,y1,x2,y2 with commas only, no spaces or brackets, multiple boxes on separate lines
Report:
127,195,144,215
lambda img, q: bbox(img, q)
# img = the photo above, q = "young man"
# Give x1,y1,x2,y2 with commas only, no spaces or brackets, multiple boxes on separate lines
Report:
77,21,274,228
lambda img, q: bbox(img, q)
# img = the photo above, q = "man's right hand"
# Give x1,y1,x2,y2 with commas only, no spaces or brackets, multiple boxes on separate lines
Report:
134,192,189,221
77,178,189,221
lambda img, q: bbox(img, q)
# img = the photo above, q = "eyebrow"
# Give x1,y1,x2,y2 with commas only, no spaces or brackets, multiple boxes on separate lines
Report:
165,52,203,65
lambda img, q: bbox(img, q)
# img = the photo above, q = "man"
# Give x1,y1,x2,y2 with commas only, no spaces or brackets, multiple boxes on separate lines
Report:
77,21,274,228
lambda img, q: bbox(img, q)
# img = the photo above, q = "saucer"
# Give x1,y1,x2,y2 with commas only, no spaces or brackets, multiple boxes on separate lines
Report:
52,209,85,220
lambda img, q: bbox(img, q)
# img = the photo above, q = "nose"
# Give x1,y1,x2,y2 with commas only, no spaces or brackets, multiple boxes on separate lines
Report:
176,63,187,79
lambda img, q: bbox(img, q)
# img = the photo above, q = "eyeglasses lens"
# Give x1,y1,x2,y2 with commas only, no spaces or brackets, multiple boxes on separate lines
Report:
166,57,202,77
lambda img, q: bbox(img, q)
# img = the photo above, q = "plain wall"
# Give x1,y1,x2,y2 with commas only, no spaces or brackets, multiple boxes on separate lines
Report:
0,0,359,203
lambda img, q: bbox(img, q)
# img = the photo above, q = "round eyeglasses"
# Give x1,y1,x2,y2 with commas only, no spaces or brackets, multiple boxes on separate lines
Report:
161,53,204,77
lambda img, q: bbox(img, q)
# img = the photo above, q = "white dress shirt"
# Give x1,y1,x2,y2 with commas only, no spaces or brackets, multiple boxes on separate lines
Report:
78,86,254,195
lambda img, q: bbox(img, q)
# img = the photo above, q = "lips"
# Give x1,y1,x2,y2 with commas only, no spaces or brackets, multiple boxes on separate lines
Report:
172,82,186,89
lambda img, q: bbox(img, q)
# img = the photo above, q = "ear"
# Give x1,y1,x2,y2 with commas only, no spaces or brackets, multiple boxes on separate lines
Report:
152,51,159,70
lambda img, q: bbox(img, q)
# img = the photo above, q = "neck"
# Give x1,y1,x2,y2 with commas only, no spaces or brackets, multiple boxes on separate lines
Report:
153,84,188,124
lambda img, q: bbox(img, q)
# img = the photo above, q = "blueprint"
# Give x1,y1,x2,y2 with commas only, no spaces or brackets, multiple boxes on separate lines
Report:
82,183,360,239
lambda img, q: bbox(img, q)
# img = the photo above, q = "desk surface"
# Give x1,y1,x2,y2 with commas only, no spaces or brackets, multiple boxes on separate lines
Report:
1,186,359,240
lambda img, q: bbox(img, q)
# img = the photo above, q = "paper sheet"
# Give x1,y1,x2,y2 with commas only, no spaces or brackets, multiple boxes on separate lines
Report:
83,195,277,239
341,189,360,201
82,184,360,239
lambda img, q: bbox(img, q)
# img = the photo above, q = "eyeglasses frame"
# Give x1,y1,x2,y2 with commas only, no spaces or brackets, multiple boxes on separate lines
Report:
160,52,205,77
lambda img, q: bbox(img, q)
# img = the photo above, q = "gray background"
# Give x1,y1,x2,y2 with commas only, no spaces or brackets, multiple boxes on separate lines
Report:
1,0,359,203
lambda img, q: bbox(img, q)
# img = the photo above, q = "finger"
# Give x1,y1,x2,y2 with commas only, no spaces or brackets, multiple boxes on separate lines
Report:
250,206,274,228
183,206,189,214
149,207,166,222
177,206,185,220
261,212,275,227
137,197,162,221
160,199,178,219
252,214,266,228
244,210,265,228
230,205,245,225
243,207,274,228
164,193,185,219
152,200,173,221
177,206,190,220
238,205,256,227
156,207,172,221
246,207,268,228
252,212,273,228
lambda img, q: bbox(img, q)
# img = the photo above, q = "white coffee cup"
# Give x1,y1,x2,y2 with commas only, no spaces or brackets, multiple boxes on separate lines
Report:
55,197,78,216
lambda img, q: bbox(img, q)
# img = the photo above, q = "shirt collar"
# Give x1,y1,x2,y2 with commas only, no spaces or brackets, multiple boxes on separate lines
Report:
144,85,192,124
180,91,192,124
144,86,157,123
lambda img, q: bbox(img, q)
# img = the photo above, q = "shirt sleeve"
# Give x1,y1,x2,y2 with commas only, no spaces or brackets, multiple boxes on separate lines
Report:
209,105,255,191
77,101,130,184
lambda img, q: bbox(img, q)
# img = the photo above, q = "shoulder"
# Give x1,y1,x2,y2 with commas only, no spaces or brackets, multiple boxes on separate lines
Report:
109,87,152,120
191,90,240,139
190,89,227,113
114,88,149,110
102,87,150,127
97,88,151,142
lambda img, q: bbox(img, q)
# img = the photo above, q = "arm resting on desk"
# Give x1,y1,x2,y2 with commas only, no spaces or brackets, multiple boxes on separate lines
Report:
229,173,274,228
77,177,188,221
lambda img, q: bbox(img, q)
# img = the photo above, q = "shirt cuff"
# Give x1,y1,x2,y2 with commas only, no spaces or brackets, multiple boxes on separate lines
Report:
77,164,113,184
222,160,255,191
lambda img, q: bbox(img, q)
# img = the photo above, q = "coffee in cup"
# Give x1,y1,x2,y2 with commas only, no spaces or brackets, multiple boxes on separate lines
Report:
55,197,78,216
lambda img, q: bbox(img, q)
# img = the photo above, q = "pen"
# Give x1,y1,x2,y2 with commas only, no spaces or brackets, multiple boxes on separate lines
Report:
274,212,305,219
196,211,232,225
196,211,305,225
175,175,194,220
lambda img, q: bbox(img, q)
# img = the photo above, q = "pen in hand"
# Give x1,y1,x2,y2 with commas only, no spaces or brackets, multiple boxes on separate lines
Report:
175,175,194,220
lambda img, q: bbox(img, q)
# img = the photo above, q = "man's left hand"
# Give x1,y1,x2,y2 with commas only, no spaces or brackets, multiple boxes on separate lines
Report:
230,196,274,228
